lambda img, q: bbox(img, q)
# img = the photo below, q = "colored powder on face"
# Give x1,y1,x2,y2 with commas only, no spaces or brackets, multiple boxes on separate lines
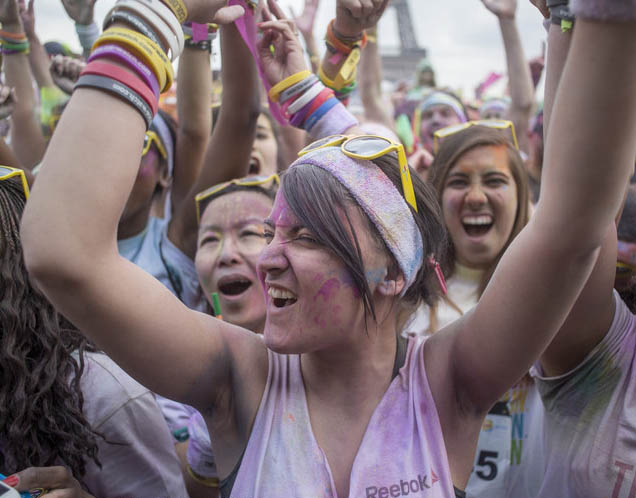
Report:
315,278,341,302
270,190,299,228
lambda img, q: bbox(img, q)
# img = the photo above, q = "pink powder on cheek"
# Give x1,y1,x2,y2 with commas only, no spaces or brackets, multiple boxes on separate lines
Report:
340,270,361,298
314,278,341,302
138,150,159,178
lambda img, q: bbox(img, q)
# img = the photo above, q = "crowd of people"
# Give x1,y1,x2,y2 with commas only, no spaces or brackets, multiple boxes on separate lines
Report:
0,0,635,496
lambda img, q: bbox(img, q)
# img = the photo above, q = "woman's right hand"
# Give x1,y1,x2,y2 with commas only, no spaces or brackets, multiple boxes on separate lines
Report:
529,0,549,18
0,0,21,27
8,466,95,498
258,0,309,88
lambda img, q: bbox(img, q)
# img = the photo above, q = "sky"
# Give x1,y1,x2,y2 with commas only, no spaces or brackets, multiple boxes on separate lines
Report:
34,0,547,101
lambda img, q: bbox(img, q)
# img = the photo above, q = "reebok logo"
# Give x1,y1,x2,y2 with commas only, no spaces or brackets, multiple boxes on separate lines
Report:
365,471,439,497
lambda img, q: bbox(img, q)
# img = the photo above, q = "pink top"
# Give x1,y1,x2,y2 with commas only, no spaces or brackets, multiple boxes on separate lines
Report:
229,336,456,498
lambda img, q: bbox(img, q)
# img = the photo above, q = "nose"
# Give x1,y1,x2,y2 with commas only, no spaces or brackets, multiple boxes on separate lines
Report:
465,182,488,208
218,235,242,267
257,236,289,277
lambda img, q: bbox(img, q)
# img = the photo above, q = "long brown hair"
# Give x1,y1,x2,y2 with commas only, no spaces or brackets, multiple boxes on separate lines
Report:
428,125,530,297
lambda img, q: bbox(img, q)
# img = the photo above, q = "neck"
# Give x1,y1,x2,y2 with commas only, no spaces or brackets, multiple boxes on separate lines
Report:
117,205,153,240
300,318,398,410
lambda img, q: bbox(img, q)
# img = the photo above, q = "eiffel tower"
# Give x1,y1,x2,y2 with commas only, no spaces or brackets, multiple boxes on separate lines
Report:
380,0,428,82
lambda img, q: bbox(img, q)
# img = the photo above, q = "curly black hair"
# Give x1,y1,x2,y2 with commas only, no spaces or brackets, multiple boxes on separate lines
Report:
0,176,101,477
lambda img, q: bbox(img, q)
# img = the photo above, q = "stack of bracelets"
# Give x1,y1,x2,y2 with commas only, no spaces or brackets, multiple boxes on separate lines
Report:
74,0,186,129
0,29,29,56
182,22,218,52
318,19,367,105
269,69,358,140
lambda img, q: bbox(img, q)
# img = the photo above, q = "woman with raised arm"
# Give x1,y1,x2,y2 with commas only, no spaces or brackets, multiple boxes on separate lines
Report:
20,0,636,497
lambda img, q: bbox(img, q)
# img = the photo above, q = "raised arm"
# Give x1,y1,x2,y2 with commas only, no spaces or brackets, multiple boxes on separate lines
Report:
430,15,636,414
169,21,260,259
20,1,266,413
1,0,46,169
20,0,55,89
358,26,394,129
482,0,535,154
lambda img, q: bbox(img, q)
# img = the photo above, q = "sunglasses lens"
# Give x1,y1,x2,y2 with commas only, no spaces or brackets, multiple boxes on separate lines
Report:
304,135,345,153
344,137,391,156
0,166,12,177
436,123,466,138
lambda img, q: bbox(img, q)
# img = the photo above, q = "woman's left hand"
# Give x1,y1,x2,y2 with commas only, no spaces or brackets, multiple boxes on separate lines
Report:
258,0,308,87
9,466,95,498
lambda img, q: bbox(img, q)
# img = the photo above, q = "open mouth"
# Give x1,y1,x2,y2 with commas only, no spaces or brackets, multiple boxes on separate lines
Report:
248,156,261,175
218,278,252,296
462,215,493,237
268,287,298,308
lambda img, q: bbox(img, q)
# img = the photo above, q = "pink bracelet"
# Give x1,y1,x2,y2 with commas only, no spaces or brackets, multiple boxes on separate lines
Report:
89,44,160,99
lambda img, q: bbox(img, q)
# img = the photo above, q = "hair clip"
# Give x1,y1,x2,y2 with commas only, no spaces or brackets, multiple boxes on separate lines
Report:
428,256,448,295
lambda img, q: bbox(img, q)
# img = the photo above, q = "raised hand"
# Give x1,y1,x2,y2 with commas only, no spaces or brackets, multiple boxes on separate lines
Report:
290,0,320,38
182,0,244,24
0,0,21,27
60,0,96,25
10,466,95,498
0,85,16,121
50,54,85,95
18,0,34,38
258,0,308,86
334,0,389,39
481,0,517,19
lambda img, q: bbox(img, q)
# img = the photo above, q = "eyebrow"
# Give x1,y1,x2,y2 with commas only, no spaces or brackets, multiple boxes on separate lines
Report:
263,219,304,234
200,218,266,233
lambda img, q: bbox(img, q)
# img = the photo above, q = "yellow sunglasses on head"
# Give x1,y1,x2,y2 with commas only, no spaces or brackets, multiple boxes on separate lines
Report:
0,165,29,199
195,173,280,224
298,134,418,212
142,130,168,159
433,119,519,155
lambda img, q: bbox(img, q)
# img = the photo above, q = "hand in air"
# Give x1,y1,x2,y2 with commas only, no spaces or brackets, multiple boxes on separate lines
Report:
334,0,389,39
481,0,517,18
0,0,21,26
18,0,34,38
60,0,96,25
8,466,95,498
50,55,86,95
180,0,244,24
290,0,320,38
258,0,309,87
0,85,16,121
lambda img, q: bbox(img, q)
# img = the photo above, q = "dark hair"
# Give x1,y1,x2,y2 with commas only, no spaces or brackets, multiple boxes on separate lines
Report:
0,177,101,477
428,125,530,296
281,154,448,326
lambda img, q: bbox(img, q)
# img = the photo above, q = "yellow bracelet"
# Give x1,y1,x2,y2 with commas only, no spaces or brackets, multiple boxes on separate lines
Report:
318,50,359,91
268,70,312,103
160,0,187,24
93,27,174,92
186,464,220,488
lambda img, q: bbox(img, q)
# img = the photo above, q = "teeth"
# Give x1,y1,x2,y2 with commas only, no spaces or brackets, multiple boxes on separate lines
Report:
462,215,493,226
268,287,297,300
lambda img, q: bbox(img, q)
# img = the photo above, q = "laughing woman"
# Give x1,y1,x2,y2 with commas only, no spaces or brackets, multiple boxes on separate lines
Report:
20,0,636,496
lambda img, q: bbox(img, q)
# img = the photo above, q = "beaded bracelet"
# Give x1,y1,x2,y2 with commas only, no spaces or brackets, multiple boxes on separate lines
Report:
74,73,153,128
89,43,160,99
184,36,212,52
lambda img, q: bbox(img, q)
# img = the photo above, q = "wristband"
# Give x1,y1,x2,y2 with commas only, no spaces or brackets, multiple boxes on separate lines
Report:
289,87,334,128
0,30,26,41
110,0,182,61
81,60,158,115
104,10,164,51
160,0,188,24
279,74,319,105
184,36,212,52
94,27,173,92
550,4,576,31
287,82,325,115
307,100,359,140
268,70,312,103
183,22,218,42
74,73,153,128
326,19,366,54
136,0,184,57
75,21,100,51
318,55,358,91
89,44,160,99
304,97,339,132
570,0,636,21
